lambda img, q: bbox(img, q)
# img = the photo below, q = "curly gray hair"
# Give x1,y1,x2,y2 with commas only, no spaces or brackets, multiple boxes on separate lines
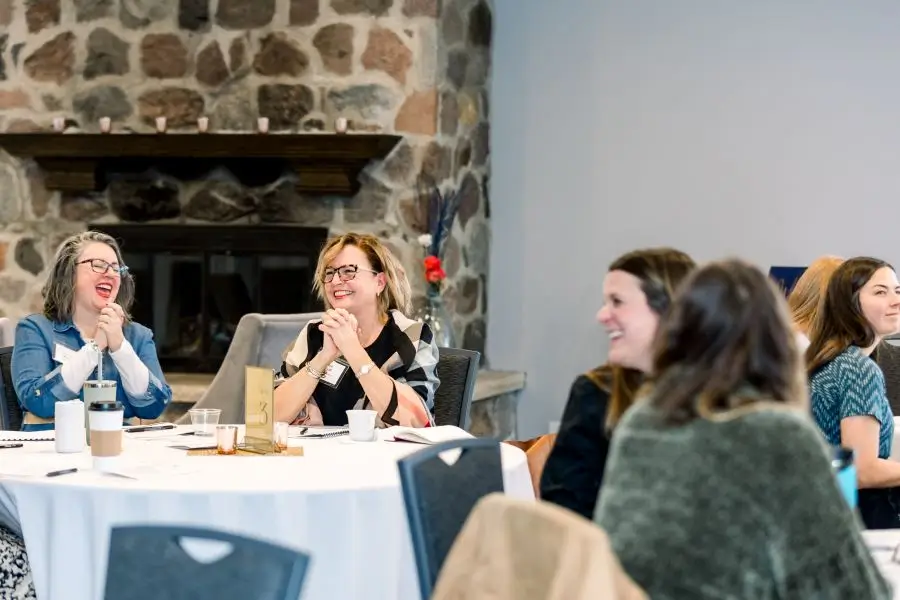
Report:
42,231,135,323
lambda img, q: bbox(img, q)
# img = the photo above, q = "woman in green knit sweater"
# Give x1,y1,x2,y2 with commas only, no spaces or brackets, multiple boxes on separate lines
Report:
595,260,890,599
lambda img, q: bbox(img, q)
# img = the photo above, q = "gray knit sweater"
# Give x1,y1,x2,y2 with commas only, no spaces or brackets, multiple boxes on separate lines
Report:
594,401,891,600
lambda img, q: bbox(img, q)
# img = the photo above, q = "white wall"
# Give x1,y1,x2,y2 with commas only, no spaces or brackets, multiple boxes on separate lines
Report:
489,0,900,437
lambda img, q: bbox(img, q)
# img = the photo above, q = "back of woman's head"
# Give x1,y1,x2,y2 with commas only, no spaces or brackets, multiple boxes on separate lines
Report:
806,256,893,373
788,256,844,335
590,247,697,429
649,259,804,424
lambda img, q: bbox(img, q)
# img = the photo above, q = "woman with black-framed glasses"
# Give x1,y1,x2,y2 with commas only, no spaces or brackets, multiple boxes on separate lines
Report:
11,231,172,431
274,233,440,428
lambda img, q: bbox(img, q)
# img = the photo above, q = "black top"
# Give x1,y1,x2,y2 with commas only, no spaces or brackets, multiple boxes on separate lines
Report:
284,318,396,426
540,375,611,519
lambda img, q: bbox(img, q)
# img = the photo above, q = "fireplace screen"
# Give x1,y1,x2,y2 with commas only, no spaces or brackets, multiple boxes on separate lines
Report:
90,224,329,373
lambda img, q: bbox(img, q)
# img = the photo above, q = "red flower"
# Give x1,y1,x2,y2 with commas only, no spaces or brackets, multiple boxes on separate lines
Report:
425,267,446,283
423,255,442,271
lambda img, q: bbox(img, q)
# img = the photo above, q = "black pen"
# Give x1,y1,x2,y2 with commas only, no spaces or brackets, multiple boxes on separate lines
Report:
126,424,175,433
46,468,78,478
299,427,308,435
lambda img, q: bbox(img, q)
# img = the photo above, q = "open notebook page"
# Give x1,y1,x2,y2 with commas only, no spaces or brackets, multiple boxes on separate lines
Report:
388,425,474,445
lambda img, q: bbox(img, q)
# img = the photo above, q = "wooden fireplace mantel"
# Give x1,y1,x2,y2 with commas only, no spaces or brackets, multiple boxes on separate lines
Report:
0,132,401,195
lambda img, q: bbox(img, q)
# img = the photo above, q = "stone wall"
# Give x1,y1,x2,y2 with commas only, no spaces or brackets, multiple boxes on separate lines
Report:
0,0,492,359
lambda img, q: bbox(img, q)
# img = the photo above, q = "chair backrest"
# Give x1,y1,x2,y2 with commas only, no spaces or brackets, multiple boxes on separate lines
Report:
876,340,900,415
0,346,22,431
431,494,648,600
104,525,310,600
0,318,13,347
432,347,480,430
179,312,322,424
397,437,504,600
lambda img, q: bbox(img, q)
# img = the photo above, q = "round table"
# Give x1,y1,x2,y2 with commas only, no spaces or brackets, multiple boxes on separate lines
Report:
0,426,533,600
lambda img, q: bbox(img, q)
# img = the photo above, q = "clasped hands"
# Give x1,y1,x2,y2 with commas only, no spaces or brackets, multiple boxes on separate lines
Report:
318,308,363,360
94,303,125,352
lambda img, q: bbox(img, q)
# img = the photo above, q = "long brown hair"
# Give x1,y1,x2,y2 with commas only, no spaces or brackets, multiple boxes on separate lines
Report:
649,260,805,424
787,256,843,335
586,247,696,430
806,257,893,374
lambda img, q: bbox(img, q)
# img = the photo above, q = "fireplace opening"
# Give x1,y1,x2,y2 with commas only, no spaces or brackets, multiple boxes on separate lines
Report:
90,224,329,373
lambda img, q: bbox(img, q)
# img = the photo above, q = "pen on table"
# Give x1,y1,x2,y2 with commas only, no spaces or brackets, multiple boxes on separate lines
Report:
299,427,308,435
46,468,78,478
126,424,175,433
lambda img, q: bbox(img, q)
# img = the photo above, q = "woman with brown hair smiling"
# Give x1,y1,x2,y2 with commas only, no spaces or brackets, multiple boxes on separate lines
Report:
595,260,888,599
807,257,900,528
540,247,695,518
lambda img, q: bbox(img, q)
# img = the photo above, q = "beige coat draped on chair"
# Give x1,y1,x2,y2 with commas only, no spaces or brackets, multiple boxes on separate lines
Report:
431,493,647,600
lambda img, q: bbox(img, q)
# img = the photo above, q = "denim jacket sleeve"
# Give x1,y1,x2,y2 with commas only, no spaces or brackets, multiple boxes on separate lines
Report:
11,315,78,418
122,323,172,419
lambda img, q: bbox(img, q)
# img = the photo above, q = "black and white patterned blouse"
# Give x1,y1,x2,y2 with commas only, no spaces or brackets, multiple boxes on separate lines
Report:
280,310,440,427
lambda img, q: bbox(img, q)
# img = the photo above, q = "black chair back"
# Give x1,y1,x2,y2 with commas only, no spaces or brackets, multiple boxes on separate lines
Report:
104,525,310,600
432,347,480,429
397,437,504,600
0,346,22,431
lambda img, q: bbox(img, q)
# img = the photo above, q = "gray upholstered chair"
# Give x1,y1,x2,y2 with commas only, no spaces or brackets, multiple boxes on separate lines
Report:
177,312,321,425
433,348,480,430
0,318,14,347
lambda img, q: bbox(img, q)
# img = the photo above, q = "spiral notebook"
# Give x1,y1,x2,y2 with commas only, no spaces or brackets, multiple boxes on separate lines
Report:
294,428,349,439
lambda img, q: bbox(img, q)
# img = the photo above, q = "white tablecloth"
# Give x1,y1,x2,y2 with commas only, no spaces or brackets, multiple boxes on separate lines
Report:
0,426,534,600
864,530,900,598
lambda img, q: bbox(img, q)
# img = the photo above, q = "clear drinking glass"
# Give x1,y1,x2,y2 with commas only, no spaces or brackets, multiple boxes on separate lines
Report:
189,408,221,436
216,425,238,455
274,421,289,452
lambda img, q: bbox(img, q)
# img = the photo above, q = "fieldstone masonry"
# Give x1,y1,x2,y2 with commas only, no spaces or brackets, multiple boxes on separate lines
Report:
0,0,493,361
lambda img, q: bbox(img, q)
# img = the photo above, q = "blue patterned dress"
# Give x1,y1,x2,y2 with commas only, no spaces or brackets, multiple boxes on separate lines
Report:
810,346,894,458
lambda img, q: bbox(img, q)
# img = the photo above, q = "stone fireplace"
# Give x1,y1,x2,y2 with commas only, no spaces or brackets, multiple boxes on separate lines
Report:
0,0,494,366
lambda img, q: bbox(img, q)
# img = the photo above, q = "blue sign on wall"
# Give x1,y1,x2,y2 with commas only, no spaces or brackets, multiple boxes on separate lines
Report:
769,266,807,297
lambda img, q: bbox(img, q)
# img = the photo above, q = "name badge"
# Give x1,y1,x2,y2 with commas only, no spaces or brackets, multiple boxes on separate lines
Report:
53,343,76,364
320,359,349,388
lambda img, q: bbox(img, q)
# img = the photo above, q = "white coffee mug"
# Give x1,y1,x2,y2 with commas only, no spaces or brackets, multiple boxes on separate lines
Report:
346,409,377,442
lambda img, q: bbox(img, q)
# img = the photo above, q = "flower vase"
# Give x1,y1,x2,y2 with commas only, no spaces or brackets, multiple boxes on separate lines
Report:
418,290,456,347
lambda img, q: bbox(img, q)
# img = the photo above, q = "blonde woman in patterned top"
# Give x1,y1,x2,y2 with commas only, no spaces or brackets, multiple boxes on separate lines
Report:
274,233,440,428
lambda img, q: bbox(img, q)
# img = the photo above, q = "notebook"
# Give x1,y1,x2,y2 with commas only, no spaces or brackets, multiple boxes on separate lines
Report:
390,426,474,445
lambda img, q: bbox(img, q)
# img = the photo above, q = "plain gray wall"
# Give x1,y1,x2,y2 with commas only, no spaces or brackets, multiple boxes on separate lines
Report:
488,0,900,438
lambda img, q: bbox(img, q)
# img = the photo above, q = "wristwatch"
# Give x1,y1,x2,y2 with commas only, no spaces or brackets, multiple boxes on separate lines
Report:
357,362,376,377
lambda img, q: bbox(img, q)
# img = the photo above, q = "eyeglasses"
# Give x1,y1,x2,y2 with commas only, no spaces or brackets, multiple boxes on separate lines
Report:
322,264,378,284
77,258,129,276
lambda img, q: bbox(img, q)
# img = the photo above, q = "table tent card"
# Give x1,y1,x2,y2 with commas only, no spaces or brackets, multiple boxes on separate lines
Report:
243,366,276,454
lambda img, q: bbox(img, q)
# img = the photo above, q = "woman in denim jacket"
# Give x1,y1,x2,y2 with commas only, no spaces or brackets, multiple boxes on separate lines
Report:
12,231,172,431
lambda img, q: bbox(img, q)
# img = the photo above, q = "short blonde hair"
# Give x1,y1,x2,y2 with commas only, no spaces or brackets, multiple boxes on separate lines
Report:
313,233,412,315
787,256,844,335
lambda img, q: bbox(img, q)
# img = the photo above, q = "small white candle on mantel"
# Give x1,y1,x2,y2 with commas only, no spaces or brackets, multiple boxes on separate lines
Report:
335,117,348,134
155,116,167,133
52,117,65,132
257,117,269,134
197,117,209,133
98,117,111,133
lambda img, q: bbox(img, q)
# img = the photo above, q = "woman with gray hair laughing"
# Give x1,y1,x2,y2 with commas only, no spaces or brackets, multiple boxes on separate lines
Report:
12,231,172,431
